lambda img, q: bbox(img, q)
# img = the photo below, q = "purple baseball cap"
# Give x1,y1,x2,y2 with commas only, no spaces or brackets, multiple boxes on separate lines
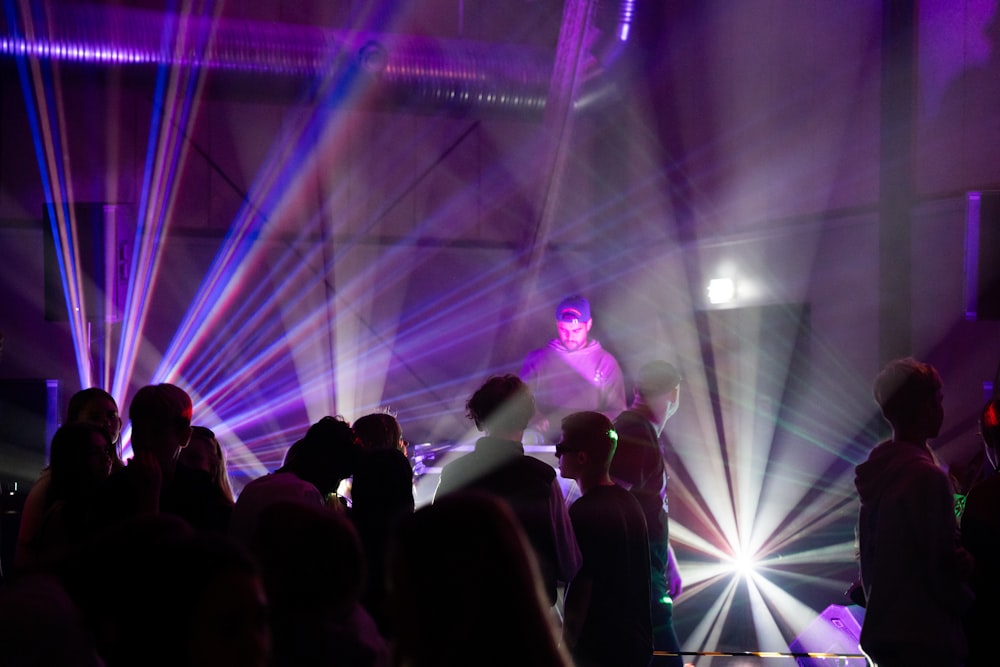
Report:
556,295,591,323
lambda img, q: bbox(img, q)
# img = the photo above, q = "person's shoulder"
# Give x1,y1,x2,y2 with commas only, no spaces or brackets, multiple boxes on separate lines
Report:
611,485,649,526
581,338,611,354
612,482,645,509
900,445,949,476
235,470,295,499
572,485,641,520
526,340,561,355
963,474,1000,529
881,446,952,496
521,343,559,373
968,473,1000,500
613,408,644,426
482,450,557,486
965,474,1000,515
436,445,484,486
594,482,639,501
614,410,655,439
437,451,469,478
237,471,273,492
518,454,557,480
586,339,623,364
568,488,598,517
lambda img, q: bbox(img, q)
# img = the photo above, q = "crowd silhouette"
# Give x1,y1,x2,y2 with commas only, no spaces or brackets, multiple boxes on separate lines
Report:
2,354,997,666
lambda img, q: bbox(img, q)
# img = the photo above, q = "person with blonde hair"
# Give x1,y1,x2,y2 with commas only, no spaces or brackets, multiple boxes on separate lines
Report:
179,426,236,504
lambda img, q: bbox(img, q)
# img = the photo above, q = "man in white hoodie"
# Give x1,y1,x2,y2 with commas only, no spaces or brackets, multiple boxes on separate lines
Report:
521,295,626,443
854,357,973,667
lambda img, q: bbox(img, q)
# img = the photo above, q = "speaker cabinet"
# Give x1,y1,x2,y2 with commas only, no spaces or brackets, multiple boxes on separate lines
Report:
44,203,132,323
0,379,60,488
965,191,1000,321
788,604,867,667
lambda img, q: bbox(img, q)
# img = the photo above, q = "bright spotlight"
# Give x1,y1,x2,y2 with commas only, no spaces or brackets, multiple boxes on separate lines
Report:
726,550,758,577
707,277,736,304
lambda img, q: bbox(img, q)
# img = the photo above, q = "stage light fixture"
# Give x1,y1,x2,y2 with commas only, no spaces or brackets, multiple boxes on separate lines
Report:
707,277,736,304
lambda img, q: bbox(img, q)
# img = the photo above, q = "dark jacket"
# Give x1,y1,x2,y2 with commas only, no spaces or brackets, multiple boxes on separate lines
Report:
854,439,973,663
435,436,580,602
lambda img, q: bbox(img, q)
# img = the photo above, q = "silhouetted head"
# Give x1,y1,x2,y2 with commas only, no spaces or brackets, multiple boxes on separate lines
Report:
129,384,194,468
49,421,114,500
353,412,403,451
466,374,535,434
634,360,682,428
180,426,235,503
636,360,682,398
68,388,122,446
873,358,944,437
181,426,223,474
281,416,359,496
556,411,618,484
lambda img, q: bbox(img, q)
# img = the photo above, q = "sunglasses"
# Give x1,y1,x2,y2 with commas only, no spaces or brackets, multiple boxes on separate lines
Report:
553,429,618,458
554,443,581,457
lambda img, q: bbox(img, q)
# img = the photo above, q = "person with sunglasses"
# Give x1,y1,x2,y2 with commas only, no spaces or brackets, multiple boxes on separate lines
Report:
557,410,652,667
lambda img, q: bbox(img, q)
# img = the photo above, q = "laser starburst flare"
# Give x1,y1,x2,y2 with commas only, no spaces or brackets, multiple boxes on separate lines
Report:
663,297,869,657
113,0,219,408
8,0,93,386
